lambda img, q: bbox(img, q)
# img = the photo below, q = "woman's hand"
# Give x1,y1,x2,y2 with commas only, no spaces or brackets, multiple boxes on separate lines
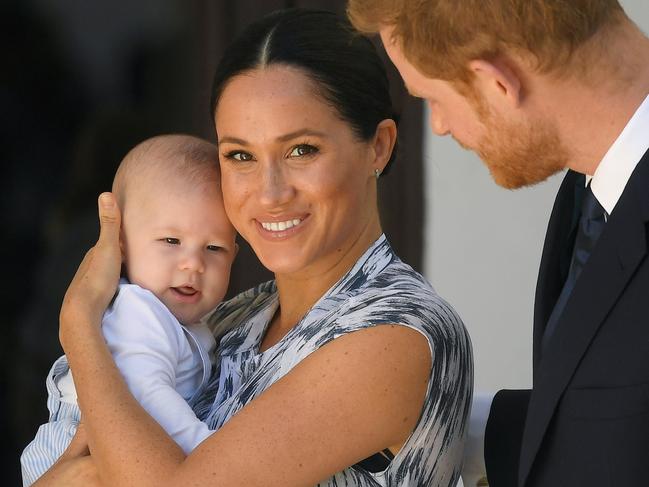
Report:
59,193,122,349
34,423,100,486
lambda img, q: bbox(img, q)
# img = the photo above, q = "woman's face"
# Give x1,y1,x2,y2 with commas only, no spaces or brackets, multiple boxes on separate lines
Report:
215,66,381,278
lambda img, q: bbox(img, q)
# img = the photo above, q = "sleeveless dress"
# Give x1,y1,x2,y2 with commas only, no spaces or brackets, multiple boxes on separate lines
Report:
193,235,473,486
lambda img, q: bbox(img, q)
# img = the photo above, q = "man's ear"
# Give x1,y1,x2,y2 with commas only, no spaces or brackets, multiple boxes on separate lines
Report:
468,59,523,108
234,242,240,258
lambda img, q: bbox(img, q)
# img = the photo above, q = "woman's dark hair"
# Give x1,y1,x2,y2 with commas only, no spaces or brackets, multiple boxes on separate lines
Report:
210,8,397,171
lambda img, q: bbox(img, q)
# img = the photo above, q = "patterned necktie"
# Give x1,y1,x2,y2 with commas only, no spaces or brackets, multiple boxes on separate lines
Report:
541,183,607,353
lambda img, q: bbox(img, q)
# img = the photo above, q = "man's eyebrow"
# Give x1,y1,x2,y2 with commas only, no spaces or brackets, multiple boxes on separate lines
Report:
219,129,327,146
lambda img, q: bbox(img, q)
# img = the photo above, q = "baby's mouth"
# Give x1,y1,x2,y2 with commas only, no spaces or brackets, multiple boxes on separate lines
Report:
171,286,199,296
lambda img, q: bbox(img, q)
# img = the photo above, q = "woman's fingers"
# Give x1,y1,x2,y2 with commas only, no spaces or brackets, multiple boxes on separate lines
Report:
60,193,123,342
96,193,121,256
34,457,99,487
91,192,122,295
34,424,98,486
62,422,91,459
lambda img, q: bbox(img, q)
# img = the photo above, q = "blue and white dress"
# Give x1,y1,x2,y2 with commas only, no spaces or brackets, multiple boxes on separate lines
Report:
194,235,473,486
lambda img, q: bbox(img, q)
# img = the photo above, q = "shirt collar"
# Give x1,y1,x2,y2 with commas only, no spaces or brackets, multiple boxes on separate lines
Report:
590,94,649,215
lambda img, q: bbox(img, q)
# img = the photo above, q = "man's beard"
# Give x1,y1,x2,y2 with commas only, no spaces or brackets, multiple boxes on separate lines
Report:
464,106,569,190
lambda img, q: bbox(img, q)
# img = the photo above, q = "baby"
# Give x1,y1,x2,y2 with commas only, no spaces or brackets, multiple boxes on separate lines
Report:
21,134,237,485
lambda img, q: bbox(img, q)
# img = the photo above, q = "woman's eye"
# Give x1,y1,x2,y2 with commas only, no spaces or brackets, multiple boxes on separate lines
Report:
225,151,253,162
206,245,222,252
288,144,318,158
164,237,180,245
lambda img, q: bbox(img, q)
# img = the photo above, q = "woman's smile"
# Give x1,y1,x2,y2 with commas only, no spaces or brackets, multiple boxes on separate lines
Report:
257,215,308,239
259,217,304,232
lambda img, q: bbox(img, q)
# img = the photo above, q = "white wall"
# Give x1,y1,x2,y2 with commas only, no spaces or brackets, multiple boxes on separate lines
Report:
422,0,649,393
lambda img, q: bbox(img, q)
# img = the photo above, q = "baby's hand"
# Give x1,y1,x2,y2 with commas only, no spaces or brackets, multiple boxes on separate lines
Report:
60,193,122,348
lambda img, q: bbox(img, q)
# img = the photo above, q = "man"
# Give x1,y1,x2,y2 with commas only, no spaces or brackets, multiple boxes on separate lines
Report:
348,1,649,486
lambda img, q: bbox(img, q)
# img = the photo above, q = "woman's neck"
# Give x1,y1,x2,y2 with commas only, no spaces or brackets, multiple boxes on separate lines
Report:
269,220,382,341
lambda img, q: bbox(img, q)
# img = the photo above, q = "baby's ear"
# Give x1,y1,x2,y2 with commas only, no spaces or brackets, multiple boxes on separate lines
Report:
233,242,240,258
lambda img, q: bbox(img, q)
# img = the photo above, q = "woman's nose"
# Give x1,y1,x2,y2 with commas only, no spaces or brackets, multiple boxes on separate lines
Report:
258,162,295,208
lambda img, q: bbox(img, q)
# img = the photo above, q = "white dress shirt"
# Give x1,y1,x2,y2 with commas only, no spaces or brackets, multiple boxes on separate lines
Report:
590,94,649,214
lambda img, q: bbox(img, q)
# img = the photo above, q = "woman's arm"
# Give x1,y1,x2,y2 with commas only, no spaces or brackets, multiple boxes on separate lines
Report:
58,194,432,486
72,325,430,486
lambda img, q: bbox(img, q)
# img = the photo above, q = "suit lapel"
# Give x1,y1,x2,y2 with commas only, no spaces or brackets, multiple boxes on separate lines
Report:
519,152,649,486
532,171,584,366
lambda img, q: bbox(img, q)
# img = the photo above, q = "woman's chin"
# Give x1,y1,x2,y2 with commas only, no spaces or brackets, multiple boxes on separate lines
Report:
255,249,310,276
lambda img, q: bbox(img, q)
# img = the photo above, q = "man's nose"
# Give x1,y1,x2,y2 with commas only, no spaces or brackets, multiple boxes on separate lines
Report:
428,103,450,136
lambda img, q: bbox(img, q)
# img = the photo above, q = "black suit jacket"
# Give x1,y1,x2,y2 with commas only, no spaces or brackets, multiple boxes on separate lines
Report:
485,148,649,487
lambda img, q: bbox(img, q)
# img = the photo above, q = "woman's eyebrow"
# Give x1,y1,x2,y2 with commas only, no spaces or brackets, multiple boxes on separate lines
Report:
219,129,327,146
276,129,327,142
218,136,249,146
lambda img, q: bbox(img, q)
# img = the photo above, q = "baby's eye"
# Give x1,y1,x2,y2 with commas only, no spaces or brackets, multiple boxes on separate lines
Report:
164,237,180,245
288,144,318,158
225,151,253,162
206,245,223,252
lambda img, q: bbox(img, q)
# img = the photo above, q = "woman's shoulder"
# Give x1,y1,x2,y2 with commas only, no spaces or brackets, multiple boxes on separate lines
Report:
344,256,466,335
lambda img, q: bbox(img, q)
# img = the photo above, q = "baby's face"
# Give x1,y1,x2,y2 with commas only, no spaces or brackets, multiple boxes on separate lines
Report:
121,177,236,324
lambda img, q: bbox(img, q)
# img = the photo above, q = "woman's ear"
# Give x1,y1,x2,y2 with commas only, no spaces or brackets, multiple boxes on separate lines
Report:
468,58,523,108
371,118,398,176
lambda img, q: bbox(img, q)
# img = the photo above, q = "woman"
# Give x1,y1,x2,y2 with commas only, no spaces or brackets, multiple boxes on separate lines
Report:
39,9,472,486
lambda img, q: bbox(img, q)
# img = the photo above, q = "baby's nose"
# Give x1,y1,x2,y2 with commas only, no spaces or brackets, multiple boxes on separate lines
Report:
180,251,205,273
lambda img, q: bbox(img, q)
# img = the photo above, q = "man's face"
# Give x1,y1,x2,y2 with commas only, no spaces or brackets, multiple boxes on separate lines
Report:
379,28,568,189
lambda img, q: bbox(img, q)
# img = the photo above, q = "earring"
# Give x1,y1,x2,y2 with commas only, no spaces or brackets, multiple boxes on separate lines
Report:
374,168,381,179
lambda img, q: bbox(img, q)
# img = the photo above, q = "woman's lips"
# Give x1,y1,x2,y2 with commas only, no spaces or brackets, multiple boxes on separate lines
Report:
256,215,308,240
260,218,302,231
170,286,201,303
